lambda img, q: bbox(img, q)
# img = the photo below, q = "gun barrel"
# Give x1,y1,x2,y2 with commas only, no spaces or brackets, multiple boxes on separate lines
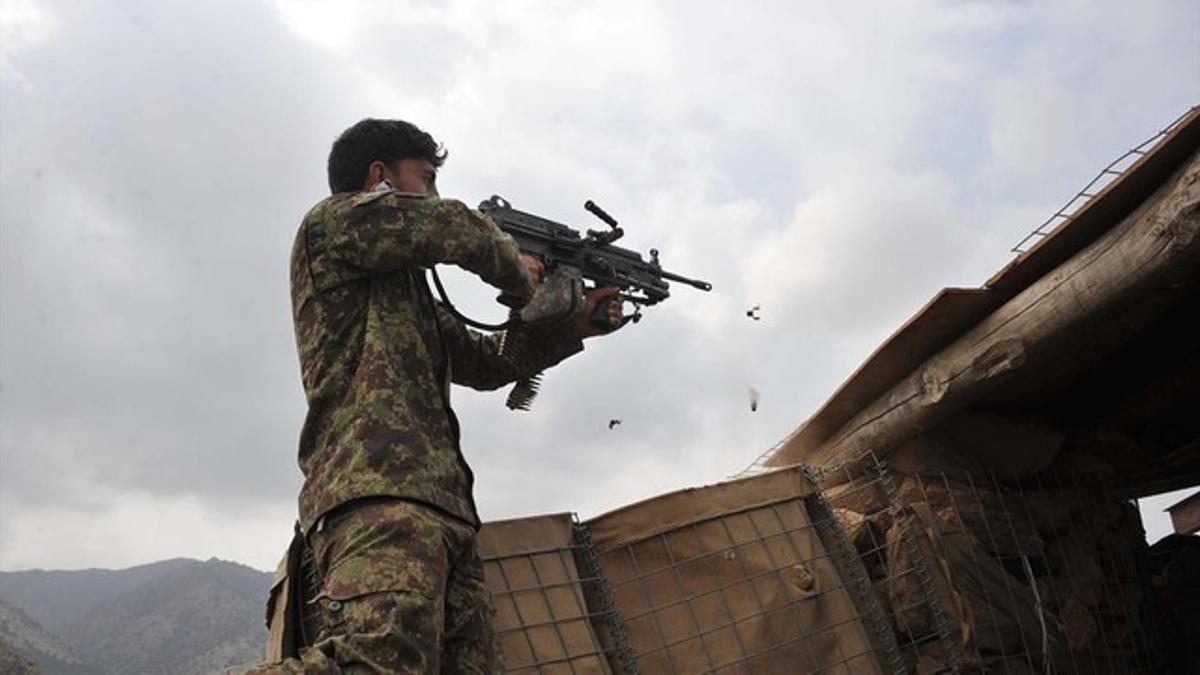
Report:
659,269,713,291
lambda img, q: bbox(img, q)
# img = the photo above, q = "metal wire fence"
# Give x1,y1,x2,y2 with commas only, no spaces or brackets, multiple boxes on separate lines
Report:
815,454,1161,674
587,494,893,673
480,513,632,674
480,457,1163,674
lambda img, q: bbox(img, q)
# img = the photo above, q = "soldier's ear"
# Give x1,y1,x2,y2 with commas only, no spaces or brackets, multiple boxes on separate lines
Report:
364,160,388,190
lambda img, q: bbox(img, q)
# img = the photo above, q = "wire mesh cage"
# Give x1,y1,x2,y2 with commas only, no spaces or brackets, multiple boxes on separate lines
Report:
480,458,1164,674
478,513,629,674
580,466,901,674
816,453,1163,675
815,455,958,674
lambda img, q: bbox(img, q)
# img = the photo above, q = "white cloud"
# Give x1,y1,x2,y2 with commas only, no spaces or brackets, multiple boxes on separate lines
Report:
271,0,358,49
1,0,1196,570
743,168,970,335
0,491,296,571
986,81,1074,172
0,0,58,82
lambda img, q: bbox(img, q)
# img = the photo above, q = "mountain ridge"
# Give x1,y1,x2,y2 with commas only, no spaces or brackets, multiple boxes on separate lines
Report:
0,557,272,674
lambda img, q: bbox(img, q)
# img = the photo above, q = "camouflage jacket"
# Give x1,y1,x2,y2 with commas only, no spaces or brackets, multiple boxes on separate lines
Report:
290,189,584,531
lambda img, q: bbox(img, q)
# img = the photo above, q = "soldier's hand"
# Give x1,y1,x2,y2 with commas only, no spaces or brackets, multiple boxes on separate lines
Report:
579,286,625,338
521,254,545,286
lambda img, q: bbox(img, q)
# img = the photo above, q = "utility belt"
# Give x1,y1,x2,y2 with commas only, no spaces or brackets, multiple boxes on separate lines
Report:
265,496,462,659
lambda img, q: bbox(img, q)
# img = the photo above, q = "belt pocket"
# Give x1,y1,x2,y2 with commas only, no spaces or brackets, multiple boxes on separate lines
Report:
264,524,307,661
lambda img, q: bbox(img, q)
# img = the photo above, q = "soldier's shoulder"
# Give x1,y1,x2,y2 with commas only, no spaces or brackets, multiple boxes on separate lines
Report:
302,192,473,229
301,193,350,226
299,191,399,225
367,194,479,226
367,190,448,211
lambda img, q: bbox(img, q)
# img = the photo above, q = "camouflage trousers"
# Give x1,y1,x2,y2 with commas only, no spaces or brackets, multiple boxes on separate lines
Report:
250,498,500,674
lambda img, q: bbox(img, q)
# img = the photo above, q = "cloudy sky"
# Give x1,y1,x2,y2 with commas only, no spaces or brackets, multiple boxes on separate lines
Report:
1,0,1196,572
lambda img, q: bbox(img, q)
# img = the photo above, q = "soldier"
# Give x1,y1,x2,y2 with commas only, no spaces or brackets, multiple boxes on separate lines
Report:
252,119,623,674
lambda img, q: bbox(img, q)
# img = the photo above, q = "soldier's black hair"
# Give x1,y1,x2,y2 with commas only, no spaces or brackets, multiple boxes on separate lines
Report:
327,118,448,193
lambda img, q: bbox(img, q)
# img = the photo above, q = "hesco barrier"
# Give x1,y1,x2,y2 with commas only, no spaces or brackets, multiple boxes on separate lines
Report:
479,466,915,674
816,454,1160,674
479,458,1161,674
582,466,897,674
477,513,621,674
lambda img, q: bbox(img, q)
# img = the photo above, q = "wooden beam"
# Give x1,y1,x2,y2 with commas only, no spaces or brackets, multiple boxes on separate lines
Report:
770,148,1200,474
1168,492,1200,535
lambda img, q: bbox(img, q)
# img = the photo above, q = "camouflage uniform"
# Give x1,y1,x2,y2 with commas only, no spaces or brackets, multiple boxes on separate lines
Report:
256,189,583,673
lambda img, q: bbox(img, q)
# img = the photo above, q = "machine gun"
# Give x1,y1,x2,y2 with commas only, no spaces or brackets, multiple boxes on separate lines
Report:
475,195,711,327
429,196,712,410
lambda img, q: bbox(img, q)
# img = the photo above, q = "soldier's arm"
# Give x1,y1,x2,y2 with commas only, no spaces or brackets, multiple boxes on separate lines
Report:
304,193,534,300
436,287,624,391
435,303,584,391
